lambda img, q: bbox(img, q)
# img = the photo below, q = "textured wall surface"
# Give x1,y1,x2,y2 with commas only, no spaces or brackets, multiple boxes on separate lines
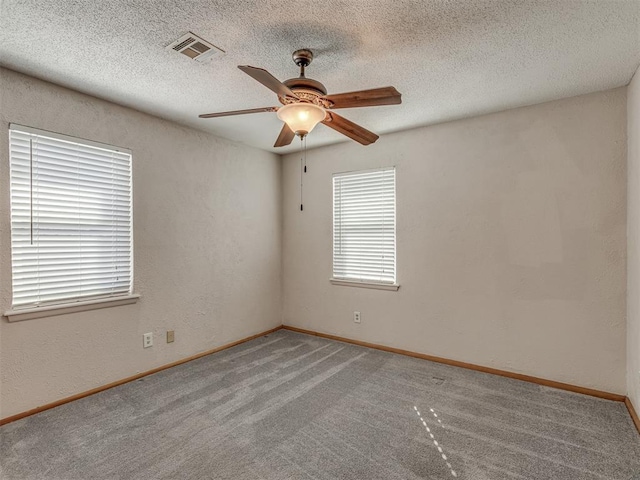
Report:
0,68,282,419
282,88,628,394
628,65,640,410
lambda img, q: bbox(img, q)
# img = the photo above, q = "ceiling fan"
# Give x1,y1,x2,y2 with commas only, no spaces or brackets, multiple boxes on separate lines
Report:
199,49,402,147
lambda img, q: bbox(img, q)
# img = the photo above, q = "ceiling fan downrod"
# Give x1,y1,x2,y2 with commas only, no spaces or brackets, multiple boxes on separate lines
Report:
293,49,313,78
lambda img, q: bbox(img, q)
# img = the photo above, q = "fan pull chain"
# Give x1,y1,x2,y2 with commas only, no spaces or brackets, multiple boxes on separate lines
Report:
304,135,307,173
300,136,304,211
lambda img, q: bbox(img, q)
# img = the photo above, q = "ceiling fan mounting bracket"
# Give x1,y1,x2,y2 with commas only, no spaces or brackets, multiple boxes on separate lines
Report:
292,49,313,68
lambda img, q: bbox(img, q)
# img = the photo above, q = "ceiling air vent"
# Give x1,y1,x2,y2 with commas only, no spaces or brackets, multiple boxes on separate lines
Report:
166,32,223,63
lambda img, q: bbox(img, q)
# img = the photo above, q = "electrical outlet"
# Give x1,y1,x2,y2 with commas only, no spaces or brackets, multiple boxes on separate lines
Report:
354,311,361,323
143,332,153,348
167,330,175,343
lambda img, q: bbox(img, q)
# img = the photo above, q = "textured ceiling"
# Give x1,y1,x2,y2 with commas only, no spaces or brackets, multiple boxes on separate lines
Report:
1,0,639,153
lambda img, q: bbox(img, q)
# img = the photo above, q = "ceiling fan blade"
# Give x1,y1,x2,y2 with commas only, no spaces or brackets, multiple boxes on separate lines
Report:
199,107,277,118
274,124,295,148
324,87,401,109
238,65,298,99
322,112,379,145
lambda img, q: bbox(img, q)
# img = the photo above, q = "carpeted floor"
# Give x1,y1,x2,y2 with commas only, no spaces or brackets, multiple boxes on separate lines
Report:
1,329,639,479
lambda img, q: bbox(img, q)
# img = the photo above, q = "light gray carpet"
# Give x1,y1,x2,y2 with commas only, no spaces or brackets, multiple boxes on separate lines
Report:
1,329,639,480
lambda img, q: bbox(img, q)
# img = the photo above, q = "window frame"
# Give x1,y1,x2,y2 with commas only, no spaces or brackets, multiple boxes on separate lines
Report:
4,124,138,321
331,166,399,291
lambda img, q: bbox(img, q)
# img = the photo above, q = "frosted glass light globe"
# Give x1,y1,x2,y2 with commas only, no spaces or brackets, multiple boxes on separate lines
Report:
277,103,326,136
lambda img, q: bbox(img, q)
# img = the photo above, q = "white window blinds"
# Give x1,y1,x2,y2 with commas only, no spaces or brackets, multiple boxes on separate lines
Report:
333,167,396,284
9,125,133,309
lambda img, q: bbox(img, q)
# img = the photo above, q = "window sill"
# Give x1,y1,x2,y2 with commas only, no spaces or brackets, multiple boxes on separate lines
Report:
330,279,400,291
4,294,140,322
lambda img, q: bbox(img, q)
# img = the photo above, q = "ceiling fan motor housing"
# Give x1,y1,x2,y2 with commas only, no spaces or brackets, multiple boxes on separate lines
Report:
281,77,328,104
283,77,327,95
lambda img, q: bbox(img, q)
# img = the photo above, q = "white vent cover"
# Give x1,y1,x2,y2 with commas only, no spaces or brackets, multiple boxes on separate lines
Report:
166,32,223,63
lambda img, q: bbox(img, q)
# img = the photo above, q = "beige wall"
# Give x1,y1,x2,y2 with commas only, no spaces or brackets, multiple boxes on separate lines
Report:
0,68,631,420
628,65,640,410
0,68,282,419
282,89,628,394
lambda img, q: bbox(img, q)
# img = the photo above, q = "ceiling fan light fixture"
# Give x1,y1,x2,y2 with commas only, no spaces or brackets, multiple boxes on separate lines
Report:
277,103,326,136
199,50,401,147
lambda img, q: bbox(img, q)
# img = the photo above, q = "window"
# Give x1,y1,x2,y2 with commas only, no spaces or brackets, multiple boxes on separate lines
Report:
8,125,134,313
332,167,397,288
